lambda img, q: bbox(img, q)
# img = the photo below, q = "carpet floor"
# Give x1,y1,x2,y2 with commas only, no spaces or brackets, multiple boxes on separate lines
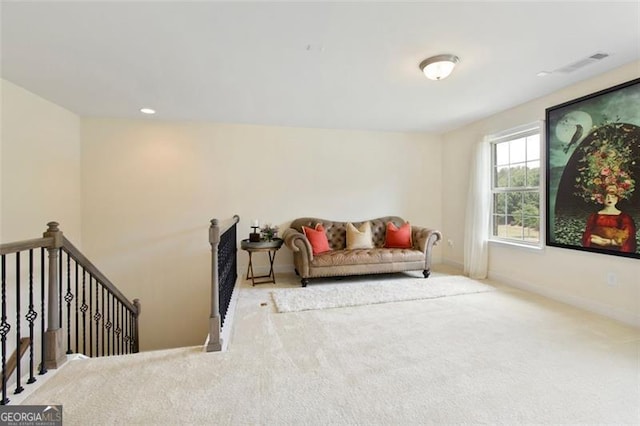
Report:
21,267,640,425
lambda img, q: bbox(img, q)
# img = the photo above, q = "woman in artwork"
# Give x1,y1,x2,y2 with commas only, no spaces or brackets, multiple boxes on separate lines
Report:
575,123,638,253
582,185,636,252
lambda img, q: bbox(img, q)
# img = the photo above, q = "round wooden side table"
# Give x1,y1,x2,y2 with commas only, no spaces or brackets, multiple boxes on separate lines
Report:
240,238,284,286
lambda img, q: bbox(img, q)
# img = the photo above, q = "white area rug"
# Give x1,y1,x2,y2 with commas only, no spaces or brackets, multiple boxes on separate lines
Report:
271,275,495,313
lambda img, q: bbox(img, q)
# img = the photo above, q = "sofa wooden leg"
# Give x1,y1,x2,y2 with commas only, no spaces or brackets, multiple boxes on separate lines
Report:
294,268,299,276
423,269,430,278
301,278,309,287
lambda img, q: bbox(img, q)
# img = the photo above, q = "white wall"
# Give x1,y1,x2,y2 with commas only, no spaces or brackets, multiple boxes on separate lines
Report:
1,79,82,242
81,119,442,350
1,79,82,382
442,62,640,326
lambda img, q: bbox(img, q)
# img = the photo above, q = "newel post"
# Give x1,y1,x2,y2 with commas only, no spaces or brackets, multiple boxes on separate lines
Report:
42,222,66,369
206,219,222,352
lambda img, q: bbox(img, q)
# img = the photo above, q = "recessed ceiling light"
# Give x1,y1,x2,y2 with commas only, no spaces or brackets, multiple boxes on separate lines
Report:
140,108,156,114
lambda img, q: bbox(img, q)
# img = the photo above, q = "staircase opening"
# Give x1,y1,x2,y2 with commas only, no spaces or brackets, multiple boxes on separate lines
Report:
0,222,140,405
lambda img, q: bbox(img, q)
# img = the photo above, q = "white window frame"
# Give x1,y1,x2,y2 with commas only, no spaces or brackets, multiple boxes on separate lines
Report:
488,121,544,248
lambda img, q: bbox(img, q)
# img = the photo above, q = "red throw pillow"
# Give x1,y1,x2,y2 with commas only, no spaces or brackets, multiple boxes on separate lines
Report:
302,224,331,255
384,222,412,248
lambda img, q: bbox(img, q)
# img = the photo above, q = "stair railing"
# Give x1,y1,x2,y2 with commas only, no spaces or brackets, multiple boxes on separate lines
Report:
0,222,140,404
206,215,239,352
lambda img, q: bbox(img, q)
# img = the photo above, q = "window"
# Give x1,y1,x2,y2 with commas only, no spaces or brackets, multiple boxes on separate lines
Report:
489,123,542,245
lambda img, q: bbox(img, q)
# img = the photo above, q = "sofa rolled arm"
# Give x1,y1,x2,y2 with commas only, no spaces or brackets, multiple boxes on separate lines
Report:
412,226,443,255
412,226,442,274
283,228,314,278
283,228,314,260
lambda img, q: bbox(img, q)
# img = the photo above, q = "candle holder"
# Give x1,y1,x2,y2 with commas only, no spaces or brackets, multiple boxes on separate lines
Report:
249,226,261,242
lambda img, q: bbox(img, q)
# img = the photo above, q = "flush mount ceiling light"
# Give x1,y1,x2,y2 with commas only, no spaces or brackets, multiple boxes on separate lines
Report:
140,108,156,114
419,54,460,80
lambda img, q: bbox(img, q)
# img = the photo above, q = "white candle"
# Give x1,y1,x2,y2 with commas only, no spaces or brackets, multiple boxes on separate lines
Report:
252,219,259,227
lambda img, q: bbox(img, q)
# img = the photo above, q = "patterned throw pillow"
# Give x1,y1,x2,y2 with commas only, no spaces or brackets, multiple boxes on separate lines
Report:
384,222,412,248
302,224,331,255
346,222,373,249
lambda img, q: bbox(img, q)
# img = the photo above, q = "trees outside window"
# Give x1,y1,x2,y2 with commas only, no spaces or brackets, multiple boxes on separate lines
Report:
490,124,542,244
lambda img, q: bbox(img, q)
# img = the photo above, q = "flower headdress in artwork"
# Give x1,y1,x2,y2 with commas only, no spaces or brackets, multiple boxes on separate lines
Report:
574,123,636,205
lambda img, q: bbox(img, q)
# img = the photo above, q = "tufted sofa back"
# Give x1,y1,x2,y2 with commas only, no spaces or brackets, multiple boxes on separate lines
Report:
289,216,407,250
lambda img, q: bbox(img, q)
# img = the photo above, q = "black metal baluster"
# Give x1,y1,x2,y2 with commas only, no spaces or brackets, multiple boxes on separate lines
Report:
101,286,105,356
122,303,126,354
81,269,87,355
119,301,122,355
1,255,10,404
65,253,73,354
14,252,23,394
131,309,135,354
112,294,116,356
121,304,126,355
93,280,100,357
89,276,93,357
113,296,117,355
124,309,131,354
26,250,37,384
39,248,46,376
116,298,119,355
105,292,111,356
74,263,78,353
115,301,121,355
119,303,123,355
129,310,133,354
122,308,129,354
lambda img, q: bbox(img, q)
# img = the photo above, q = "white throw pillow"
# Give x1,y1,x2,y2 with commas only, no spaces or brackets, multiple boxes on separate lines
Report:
346,222,373,249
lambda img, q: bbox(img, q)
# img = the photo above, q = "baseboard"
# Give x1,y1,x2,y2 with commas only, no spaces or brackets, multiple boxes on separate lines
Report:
441,258,463,270
274,263,295,274
489,271,640,328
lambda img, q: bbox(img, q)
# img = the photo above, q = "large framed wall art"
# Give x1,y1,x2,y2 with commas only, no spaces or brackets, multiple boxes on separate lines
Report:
546,78,640,259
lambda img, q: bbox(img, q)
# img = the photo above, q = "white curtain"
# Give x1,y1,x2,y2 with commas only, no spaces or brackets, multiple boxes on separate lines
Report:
464,137,491,279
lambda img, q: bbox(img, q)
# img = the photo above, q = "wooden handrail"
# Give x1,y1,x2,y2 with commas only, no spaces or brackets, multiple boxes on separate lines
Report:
61,237,138,315
0,237,54,255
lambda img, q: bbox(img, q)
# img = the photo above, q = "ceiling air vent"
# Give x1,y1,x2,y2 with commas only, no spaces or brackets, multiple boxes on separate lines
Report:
555,52,609,73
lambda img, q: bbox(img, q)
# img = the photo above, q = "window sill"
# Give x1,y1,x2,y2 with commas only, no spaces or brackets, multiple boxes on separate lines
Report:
489,238,543,251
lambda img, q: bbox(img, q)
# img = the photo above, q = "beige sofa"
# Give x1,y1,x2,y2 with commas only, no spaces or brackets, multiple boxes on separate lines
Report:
283,216,442,287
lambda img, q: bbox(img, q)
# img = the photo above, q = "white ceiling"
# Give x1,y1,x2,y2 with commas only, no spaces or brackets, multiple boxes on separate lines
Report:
1,1,639,133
